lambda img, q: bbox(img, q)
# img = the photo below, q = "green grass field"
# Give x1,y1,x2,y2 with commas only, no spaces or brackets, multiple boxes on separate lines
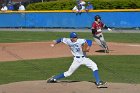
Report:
0,31,140,85
0,55,139,85
0,31,140,43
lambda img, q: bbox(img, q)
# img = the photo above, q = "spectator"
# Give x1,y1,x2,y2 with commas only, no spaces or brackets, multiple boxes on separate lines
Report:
72,3,83,13
1,4,8,12
7,3,14,10
72,0,86,15
85,2,93,12
18,2,25,11
79,0,86,10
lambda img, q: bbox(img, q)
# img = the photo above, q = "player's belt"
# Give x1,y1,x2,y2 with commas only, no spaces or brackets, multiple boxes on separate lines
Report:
75,56,85,58
95,32,102,35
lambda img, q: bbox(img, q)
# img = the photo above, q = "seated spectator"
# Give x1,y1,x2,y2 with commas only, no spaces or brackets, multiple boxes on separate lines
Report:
79,0,86,10
7,3,14,11
85,2,94,12
1,4,8,12
72,3,84,14
18,2,25,11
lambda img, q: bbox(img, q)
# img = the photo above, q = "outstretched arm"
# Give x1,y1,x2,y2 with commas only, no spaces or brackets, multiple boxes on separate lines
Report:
103,24,112,32
50,38,63,47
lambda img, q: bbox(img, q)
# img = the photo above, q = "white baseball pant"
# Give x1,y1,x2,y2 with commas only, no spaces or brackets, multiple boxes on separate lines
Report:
64,57,98,77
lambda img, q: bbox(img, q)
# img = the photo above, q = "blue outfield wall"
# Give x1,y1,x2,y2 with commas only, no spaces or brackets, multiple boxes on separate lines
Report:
0,11,140,28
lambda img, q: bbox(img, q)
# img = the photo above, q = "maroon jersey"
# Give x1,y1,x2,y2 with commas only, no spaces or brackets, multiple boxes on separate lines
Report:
91,21,105,35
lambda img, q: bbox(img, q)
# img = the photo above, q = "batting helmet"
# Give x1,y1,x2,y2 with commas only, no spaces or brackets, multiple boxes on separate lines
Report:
70,32,78,38
94,15,101,21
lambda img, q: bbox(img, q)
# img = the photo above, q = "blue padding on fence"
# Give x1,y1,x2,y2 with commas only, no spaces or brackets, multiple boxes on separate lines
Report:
100,12,140,28
25,13,92,28
0,13,26,27
0,12,140,28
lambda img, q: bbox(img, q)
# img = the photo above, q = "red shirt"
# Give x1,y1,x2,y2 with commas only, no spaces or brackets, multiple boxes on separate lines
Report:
92,21,104,35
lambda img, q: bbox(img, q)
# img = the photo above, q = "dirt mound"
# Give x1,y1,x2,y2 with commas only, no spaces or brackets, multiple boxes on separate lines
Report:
0,80,139,93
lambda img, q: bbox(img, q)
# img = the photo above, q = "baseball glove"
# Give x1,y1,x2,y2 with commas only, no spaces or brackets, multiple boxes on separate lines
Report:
82,42,89,52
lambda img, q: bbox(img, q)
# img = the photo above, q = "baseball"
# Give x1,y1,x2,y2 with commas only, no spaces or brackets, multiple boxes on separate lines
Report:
50,44,54,47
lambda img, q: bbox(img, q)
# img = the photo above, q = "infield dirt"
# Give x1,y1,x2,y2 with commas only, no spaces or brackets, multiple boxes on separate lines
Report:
0,42,140,62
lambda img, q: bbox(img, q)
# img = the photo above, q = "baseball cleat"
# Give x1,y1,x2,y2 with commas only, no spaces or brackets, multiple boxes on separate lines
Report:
96,81,107,88
104,49,109,53
47,76,57,83
104,47,109,53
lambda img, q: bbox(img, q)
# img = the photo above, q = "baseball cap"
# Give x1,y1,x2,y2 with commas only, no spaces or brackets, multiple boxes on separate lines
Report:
70,32,78,38
88,2,91,4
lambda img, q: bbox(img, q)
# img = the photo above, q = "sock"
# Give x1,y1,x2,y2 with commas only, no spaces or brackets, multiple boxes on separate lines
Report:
53,73,65,80
93,70,101,84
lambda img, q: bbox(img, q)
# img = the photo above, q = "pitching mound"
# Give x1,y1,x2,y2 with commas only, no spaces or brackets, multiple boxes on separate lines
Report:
0,80,139,93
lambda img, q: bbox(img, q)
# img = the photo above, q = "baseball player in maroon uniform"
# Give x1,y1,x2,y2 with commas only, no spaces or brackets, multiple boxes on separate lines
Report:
91,15,112,53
